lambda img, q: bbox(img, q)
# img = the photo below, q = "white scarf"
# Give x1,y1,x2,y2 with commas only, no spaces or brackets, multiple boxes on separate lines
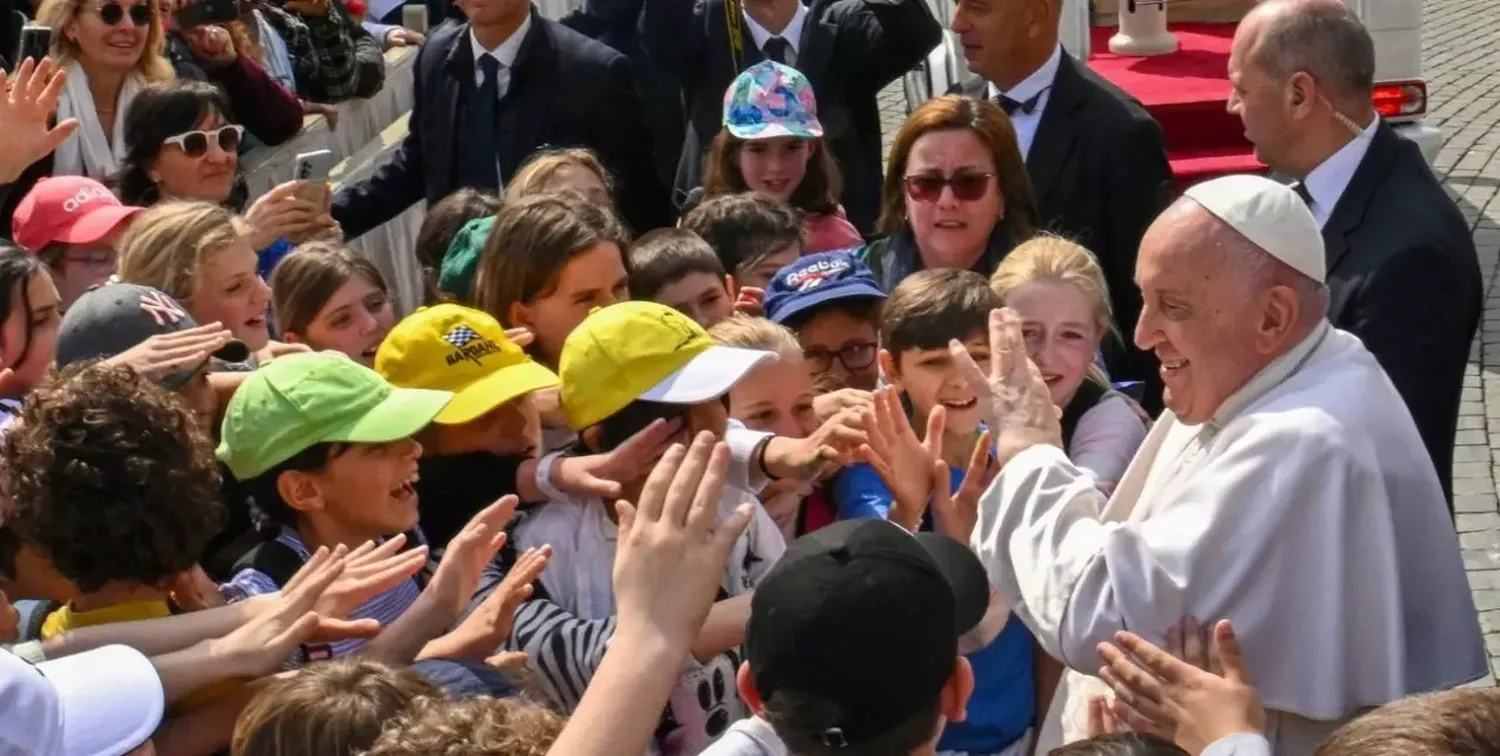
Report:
53,62,143,179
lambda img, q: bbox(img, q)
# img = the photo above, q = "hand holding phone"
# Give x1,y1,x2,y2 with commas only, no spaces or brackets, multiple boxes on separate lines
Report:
292,149,336,208
175,0,239,29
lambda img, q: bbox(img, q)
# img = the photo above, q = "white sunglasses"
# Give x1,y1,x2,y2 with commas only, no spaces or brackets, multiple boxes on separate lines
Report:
162,124,245,157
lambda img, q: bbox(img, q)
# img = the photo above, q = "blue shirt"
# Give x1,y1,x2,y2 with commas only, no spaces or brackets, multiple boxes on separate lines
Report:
257,238,295,281
831,463,1035,753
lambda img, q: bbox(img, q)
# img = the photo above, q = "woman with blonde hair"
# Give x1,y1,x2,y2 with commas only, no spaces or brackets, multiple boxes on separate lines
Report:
862,94,1040,290
34,0,174,181
117,200,303,365
506,148,616,213
989,235,1145,490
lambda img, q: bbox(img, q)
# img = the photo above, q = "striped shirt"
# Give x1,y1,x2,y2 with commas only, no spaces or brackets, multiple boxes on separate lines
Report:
503,598,616,710
223,527,423,662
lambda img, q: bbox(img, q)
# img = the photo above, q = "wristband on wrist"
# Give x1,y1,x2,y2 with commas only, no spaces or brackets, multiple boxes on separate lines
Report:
535,450,570,500
753,435,778,481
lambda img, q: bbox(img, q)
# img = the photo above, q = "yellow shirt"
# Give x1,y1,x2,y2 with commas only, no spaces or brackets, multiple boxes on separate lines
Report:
41,599,242,714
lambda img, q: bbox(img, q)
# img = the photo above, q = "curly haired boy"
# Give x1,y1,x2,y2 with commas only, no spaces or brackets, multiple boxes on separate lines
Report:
2,362,224,638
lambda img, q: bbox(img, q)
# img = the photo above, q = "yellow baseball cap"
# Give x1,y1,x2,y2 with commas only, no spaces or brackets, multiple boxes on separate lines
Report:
560,301,777,431
375,304,559,425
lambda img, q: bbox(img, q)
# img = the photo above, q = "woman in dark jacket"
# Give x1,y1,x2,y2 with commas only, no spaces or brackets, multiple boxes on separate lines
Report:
859,94,1040,291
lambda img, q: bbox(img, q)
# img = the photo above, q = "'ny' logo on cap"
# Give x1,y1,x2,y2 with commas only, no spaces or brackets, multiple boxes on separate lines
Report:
443,325,481,348
139,291,187,326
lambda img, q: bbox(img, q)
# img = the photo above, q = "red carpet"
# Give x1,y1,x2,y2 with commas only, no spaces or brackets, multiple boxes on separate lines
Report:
1087,23,1266,188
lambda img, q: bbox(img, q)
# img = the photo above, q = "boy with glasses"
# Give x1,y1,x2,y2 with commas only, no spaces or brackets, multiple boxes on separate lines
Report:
762,252,886,392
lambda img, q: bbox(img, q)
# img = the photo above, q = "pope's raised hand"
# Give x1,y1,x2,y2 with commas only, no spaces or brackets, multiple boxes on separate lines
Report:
951,308,1062,466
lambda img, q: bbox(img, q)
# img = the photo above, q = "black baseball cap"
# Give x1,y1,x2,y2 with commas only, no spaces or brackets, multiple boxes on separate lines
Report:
56,283,250,389
746,519,989,749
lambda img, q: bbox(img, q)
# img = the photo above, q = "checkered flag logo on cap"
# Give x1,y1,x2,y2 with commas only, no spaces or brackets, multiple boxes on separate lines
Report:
443,325,481,348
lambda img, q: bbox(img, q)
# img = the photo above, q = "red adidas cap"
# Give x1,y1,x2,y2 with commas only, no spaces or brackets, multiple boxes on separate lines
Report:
11,176,144,253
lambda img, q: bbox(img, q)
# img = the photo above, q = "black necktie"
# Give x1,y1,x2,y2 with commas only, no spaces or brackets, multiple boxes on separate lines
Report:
1290,181,1314,207
997,89,1045,117
763,36,792,65
460,54,502,190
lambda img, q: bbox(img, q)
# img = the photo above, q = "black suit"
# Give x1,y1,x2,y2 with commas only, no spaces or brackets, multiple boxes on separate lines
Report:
957,54,1173,407
559,0,686,189
642,0,940,233
333,10,671,239
1321,122,1481,507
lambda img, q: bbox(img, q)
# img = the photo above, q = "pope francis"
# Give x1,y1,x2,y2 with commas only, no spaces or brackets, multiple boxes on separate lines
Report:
960,175,1487,754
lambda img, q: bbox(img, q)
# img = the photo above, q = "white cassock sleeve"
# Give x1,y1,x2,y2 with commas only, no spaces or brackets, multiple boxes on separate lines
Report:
1202,734,1273,756
971,423,1392,713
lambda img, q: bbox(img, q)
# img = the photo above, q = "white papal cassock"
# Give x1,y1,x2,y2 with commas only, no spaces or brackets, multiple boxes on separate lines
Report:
973,321,1487,755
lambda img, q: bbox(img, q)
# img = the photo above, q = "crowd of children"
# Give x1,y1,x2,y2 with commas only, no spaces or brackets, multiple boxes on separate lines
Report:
0,55,1329,756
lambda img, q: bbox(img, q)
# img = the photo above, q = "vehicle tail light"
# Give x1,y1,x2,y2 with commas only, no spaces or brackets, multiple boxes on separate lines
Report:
1373,80,1427,118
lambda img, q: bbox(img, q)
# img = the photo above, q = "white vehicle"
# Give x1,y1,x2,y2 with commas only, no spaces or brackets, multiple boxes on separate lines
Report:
903,0,1440,168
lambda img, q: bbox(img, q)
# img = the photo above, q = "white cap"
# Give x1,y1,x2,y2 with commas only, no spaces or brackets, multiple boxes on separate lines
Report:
1182,174,1326,283
1,644,165,756
641,346,777,406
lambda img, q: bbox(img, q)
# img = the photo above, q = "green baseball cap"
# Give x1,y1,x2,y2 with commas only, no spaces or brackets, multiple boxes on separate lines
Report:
216,351,454,480
438,216,496,301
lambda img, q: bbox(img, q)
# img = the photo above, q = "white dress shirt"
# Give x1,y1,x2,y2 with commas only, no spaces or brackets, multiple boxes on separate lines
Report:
1300,115,1379,228
742,2,810,66
469,14,531,101
986,44,1063,158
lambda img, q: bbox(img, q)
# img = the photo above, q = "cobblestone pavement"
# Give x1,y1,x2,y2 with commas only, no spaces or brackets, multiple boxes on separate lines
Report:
1427,0,1500,685
876,0,1500,681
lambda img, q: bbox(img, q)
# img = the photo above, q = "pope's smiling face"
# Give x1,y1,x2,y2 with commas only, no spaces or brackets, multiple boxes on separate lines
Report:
1133,202,1291,424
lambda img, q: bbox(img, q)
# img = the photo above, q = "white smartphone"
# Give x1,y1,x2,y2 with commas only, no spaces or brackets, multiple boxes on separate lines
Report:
292,149,337,207
401,3,428,34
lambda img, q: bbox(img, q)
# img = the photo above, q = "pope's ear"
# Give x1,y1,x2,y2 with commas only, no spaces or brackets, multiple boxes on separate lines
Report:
1256,284,1301,354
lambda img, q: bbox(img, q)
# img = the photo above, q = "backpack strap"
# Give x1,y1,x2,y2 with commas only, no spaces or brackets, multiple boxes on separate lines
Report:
1060,380,1108,452
230,538,308,590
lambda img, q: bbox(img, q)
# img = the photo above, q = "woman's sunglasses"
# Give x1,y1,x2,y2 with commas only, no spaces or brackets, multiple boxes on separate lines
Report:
903,172,996,203
93,2,153,26
163,124,245,157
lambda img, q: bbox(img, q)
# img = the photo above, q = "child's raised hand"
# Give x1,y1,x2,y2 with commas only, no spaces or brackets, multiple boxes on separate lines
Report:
1096,620,1265,754
929,429,993,544
613,433,752,651
302,536,429,629
761,406,868,480
811,387,874,425
859,386,943,532
417,545,552,662
426,497,520,620
552,417,683,499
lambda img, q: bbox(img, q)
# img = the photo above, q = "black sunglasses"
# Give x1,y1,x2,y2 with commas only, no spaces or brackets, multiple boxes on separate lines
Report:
94,2,154,26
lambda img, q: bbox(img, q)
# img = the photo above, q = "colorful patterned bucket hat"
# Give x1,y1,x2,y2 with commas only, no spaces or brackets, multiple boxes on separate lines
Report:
722,60,824,140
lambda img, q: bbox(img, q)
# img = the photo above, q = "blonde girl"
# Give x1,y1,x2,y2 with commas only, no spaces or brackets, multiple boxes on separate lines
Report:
709,315,835,537
118,200,302,365
506,148,616,212
989,235,1146,490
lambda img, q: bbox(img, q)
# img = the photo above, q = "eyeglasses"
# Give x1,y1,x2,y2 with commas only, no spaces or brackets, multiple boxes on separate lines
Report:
903,172,995,203
62,249,116,267
93,2,153,26
803,342,877,374
162,124,244,157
